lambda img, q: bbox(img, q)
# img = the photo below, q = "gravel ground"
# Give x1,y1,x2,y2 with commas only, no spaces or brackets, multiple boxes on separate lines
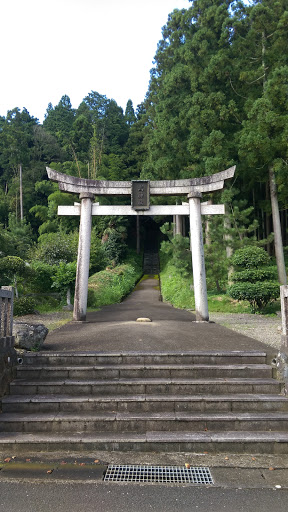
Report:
209,312,282,350
14,311,73,332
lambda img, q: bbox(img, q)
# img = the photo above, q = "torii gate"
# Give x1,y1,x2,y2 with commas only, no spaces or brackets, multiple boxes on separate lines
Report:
47,165,235,323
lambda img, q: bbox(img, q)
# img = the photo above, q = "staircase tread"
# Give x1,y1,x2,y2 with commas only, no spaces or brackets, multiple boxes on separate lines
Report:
2,411,288,421
22,350,268,357
3,393,287,402
17,364,272,370
1,431,288,443
10,377,279,385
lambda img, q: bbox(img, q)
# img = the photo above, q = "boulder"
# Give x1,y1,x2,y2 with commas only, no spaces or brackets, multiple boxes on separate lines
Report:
13,322,49,351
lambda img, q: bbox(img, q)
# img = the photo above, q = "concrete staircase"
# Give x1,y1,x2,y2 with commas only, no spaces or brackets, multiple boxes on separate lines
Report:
1,350,288,455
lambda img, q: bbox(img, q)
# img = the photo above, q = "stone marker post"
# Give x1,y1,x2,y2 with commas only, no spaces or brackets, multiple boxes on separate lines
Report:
188,192,209,322
73,193,95,321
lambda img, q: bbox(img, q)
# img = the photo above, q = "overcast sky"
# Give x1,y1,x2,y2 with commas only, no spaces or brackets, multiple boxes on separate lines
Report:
0,0,190,123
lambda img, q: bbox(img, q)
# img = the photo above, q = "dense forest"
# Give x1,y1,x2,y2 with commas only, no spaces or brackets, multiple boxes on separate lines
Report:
0,0,287,313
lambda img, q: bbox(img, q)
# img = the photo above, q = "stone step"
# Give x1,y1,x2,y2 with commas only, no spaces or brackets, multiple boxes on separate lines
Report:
2,411,288,433
21,351,268,366
9,378,282,396
1,431,288,455
16,364,273,380
4,393,288,414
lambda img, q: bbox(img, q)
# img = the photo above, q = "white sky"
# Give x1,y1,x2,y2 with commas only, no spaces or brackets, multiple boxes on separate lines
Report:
0,0,190,123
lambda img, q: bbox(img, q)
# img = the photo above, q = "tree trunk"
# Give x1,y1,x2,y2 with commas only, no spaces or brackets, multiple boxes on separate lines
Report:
224,208,233,284
266,182,272,255
269,167,287,284
19,163,23,221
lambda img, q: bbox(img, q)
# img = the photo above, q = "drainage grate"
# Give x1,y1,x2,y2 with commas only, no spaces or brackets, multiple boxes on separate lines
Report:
103,465,213,485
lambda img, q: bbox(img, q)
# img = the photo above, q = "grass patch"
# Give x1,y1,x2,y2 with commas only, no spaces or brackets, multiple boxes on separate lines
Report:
45,315,73,331
87,251,143,308
34,296,62,314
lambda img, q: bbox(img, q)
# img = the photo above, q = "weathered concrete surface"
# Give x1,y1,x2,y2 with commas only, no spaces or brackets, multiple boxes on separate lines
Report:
45,276,276,358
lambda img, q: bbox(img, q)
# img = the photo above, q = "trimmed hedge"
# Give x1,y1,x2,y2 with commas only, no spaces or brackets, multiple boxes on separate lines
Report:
228,246,279,312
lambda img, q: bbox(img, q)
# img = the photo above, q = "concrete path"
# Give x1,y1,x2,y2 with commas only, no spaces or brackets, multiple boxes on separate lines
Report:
45,276,276,357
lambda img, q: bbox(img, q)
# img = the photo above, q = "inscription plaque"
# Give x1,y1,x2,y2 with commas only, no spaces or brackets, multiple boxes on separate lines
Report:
131,180,150,211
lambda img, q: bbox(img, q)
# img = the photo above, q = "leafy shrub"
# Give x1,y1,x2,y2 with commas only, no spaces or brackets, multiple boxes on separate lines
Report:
87,258,142,308
14,296,36,316
231,246,270,269
231,268,277,282
33,231,78,264
102,230,127,266
90,234,107,273
160,223,191,277
28,261,56,293
227,246,279,312
228,282,279,312
51,261,77,298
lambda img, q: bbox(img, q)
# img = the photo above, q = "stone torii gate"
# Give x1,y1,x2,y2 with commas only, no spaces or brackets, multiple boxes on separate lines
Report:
47,165,235,323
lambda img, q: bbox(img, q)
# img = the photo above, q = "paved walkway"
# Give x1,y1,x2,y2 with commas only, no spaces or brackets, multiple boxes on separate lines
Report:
45,276,276,357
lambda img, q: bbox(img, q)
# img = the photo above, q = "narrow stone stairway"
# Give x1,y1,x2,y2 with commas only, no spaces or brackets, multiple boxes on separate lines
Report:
1,350,288,455
143,251,160,275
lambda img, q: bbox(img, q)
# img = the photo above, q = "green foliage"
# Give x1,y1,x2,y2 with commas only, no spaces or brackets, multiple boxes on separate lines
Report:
87,252,142,308
231,246,270,269
33,231,78,264
89,233,107,273
28,261,56,293
102,231,127,266
14,296,36,316
51,261,77,298
0,215,35,259
101,221,128,266
160,251,253,314
125,99,136,127
160,255,194,310
228,282,279,312
231,267,277,282
228,246,279,312
160,223,191,277
0,256,27,282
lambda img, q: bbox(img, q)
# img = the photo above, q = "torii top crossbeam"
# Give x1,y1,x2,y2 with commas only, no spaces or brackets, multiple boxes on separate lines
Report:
47,166,235,196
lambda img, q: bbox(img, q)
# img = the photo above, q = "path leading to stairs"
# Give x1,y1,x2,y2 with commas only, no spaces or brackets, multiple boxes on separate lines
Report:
45,276,276,357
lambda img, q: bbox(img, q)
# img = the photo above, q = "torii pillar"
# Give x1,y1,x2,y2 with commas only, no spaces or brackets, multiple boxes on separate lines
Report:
188,191,208,322
73,192,94,321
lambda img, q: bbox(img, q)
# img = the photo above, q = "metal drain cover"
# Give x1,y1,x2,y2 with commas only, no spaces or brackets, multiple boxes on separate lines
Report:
104,465,213,485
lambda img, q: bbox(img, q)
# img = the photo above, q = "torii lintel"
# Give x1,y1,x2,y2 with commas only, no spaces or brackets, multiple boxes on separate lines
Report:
46,166,235,196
